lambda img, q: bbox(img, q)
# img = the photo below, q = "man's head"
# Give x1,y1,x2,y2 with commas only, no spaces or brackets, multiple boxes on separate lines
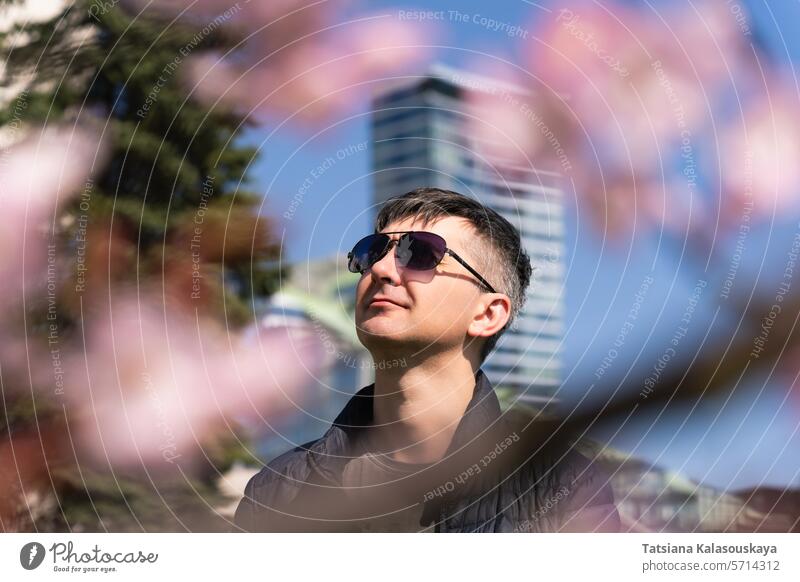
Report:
352,187,532,364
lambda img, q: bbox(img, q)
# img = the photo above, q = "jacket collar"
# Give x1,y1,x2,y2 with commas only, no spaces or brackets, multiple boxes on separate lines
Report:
306,368,502,483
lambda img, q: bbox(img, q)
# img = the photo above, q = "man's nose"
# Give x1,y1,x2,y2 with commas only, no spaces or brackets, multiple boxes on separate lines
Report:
368,241,402,285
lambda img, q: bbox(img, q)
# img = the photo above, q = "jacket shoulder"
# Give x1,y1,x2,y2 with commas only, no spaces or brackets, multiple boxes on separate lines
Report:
500,409,620,532
232,438,319,532
535,446,621,532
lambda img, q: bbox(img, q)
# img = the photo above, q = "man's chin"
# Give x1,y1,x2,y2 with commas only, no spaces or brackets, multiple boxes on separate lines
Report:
355,322,410,347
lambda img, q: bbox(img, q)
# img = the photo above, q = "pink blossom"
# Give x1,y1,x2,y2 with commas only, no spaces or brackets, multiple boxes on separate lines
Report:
462,64,541,169
69,295,322,469
0,127,101,289
507,0,790,237
142,0,431,121
720,88,800,218
0,127,102,393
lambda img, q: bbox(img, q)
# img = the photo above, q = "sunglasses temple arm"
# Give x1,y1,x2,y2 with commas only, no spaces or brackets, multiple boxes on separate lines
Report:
446,250,497,294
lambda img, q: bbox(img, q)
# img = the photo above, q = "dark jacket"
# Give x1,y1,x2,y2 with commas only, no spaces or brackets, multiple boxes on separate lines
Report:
234,370,620,532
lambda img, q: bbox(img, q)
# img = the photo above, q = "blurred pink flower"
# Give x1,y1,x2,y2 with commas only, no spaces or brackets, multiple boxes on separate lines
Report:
142,0,431,121
0,127,103,396
720,88,800,218
501,0,787,238
530,0,735,145
69,295,321,469
460,64,542,169
0,127,101,291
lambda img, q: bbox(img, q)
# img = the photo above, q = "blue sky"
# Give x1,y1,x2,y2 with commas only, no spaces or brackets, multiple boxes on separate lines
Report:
244,1,800,490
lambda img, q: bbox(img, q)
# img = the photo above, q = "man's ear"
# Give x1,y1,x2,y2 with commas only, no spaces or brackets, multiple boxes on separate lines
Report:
467,294,511,339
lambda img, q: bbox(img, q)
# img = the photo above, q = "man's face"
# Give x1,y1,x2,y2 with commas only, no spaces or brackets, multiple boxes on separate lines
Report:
354,216,493,356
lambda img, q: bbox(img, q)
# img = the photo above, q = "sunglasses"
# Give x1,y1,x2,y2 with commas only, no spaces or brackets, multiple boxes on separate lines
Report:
346,231,497,293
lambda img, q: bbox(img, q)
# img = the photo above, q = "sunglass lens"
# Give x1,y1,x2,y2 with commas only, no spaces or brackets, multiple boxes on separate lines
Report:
403,232,446,270
348,234,390,273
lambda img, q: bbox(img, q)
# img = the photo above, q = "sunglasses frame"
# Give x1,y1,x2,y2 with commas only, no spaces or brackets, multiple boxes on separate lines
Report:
347,230,497,294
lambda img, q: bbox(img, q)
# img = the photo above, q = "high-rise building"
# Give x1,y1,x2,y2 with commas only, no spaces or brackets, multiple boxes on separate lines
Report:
371,64,565,405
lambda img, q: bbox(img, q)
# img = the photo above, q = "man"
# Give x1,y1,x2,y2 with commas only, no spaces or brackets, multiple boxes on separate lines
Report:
234,187,620,532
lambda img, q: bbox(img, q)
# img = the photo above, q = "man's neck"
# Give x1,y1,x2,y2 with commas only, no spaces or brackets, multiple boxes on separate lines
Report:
368,350,478,464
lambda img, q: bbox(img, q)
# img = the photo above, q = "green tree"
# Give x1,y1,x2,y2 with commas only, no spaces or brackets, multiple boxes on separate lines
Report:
1,0,282,322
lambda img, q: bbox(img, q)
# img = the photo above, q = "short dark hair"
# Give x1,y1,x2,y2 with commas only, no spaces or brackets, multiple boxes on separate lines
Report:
375,187,532,360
